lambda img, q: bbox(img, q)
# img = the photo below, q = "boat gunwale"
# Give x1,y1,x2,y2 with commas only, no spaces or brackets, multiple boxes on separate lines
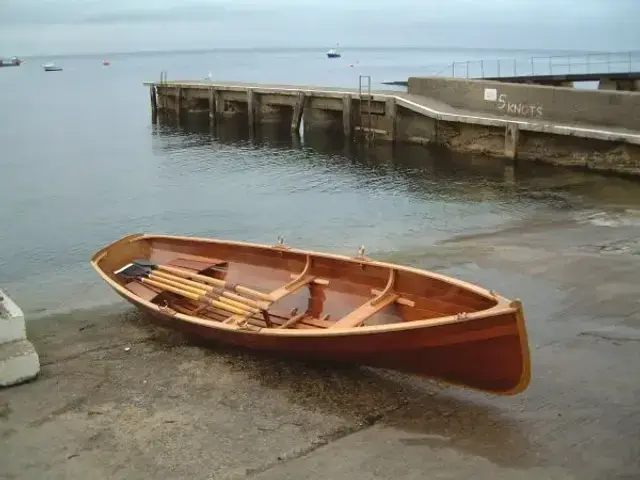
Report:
90,233,522,338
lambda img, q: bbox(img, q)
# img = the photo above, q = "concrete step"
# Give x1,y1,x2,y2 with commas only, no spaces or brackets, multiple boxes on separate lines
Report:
1,288,40,387
0,340,40,387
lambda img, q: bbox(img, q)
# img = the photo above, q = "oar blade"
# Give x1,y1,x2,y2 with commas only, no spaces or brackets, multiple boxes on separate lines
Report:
113,263,150,279
132,259,157,269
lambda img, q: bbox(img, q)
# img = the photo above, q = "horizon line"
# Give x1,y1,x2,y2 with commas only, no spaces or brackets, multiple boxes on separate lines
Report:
7,45,639,61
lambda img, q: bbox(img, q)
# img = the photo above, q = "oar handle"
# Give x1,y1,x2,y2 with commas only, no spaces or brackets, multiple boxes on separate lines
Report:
158,265,273,302
152,269,264,309
143,277,252,317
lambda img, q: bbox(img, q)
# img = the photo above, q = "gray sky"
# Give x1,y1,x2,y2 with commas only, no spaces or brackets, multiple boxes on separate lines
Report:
2,0,638,56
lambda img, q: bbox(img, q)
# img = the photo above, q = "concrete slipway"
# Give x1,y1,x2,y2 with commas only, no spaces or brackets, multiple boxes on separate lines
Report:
1,211,639,480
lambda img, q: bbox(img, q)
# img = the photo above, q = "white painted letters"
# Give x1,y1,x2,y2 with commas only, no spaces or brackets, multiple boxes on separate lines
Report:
495,93,543,118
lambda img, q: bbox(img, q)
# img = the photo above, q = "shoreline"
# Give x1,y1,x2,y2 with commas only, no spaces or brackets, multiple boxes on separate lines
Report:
8,201,640,323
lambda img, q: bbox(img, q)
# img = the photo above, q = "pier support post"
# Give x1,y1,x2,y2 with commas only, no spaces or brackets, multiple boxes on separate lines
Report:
385,97,397,143
504,123,520,159
247,89,257,133
208,88,216,128
214,90,223,117
291,92,305,134
150,86,158,124
342,95,353,139
0,288,40,387
175,87,182,125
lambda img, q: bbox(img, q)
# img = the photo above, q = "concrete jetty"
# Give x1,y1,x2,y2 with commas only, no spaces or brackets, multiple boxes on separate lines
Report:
145,76,640,177
0,288,40,387
385,72,640,91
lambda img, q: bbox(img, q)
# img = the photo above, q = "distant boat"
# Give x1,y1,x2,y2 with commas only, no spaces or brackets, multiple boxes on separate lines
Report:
0,57,23,68
327,45,341,58
43,63,63,72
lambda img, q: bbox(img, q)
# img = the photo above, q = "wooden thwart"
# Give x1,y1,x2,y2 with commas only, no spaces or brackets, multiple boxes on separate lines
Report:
266,255,317,303
330,268,400,329
166,257,227,273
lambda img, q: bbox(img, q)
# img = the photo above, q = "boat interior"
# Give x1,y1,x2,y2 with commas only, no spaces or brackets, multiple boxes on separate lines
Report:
98,235,501,331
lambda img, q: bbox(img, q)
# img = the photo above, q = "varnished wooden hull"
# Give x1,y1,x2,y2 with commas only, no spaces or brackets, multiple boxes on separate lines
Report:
91,233,531,396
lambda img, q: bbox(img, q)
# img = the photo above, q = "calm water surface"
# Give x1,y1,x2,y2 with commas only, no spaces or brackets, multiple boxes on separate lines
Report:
2,48,640,318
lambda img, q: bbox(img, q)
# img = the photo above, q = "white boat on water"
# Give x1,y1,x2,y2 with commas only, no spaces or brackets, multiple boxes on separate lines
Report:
327,44,341,58
43,63,62,72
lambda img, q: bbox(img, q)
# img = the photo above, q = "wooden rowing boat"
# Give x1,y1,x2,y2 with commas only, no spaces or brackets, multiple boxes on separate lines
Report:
90,233,531,396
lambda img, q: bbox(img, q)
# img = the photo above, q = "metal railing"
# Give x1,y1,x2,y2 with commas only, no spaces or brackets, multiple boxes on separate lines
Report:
430,50,640,79
358,74,373,139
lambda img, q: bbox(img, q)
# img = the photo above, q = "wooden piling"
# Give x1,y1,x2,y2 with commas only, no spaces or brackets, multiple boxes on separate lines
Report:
291,92,305,134
342,95,353,139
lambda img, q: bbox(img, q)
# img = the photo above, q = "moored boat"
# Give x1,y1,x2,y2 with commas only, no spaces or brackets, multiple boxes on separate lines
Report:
91,233,531,396
327,44,342,58
0,56,22,67
43,63,62,72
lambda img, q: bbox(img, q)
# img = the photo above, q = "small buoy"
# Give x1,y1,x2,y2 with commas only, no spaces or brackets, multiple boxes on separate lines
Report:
349,64,354,67
103,60,110,66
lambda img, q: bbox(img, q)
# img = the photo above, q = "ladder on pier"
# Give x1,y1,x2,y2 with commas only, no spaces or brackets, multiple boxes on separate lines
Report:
358,75,374,142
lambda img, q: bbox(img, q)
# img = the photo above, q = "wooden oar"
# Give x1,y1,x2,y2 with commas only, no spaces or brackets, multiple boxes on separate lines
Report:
114,264,259,317
120,263,253,312
133,259,273,303
130,260,265,310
